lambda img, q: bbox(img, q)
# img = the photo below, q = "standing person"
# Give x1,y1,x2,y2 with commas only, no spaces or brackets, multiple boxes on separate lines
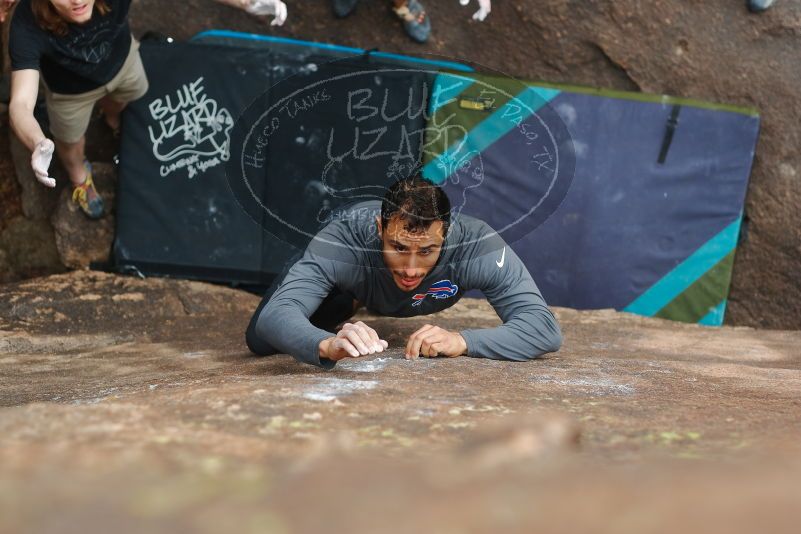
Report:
246,175,562,369
332,0,491,44
9,0,145,219
5,0,286,219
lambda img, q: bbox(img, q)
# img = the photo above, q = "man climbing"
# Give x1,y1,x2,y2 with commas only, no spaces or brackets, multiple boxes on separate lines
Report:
331,0,491,43
246,175,562,369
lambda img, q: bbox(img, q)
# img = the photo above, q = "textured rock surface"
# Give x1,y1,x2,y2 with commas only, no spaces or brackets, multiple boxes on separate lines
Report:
1,272,800,532
0,104,21,227
1,0,800,322
0,216,64,281
0,95,64,283
51,162,117,269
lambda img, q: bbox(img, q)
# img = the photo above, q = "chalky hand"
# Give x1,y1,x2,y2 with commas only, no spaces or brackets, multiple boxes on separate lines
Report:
245,0,287,26
31,139,56,188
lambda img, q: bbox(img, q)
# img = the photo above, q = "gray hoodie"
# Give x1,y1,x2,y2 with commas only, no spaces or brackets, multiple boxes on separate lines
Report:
254,201,562,369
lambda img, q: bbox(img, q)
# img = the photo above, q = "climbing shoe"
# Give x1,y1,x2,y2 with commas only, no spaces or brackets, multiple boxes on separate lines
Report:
393,0,431,43
72,161,105,220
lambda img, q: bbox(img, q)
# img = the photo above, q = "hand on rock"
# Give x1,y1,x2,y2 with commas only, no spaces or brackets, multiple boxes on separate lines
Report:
459,0,491,21
245,0,287,26
320,321,388,362
405,324,467,359
31,139,56,188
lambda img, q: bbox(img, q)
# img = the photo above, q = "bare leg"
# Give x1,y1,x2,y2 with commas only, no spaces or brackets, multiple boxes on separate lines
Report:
54,134,104,218
98,96,128,132
54,136,89,186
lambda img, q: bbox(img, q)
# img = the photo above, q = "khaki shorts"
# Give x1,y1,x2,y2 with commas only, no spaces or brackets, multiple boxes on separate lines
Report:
45,37,149,144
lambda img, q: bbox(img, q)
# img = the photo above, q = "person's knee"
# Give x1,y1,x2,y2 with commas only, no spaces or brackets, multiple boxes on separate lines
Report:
100,95,127,111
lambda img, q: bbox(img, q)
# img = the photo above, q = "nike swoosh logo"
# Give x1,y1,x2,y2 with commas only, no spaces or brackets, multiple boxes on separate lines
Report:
496,247,506,268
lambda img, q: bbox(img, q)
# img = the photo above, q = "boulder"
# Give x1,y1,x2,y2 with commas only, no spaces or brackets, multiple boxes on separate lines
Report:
51,162,117,269
0,271,800,531
0,216,64,281
0,99,63,282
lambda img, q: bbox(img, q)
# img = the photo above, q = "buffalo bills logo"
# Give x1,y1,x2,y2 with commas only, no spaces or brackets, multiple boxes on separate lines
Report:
412,280,459,307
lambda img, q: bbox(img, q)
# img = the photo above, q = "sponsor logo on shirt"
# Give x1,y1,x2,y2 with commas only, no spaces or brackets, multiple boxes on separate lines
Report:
496,247,506,268
412,280,459,307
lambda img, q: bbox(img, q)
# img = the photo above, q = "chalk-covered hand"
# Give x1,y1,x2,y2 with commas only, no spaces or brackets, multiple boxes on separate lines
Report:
31,139,56,188
245,0,287,26
459,0,491,21
405,324,467,359
319,321,389,362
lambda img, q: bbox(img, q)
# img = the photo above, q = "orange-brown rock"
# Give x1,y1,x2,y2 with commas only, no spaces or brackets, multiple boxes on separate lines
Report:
1,271,799,532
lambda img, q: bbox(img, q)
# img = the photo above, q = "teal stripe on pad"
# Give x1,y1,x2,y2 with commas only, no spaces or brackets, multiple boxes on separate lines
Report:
698,299,727,327
428,73,476,115
624,218,742,317
423,85,561,184
191,30,473,72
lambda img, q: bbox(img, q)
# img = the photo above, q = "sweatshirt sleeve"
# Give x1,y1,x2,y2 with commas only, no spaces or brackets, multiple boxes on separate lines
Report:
459,241,562,361
253,218,365,369
253,248,342,370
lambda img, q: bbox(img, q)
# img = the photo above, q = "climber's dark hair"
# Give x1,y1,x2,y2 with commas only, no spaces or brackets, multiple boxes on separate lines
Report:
380,175,451,236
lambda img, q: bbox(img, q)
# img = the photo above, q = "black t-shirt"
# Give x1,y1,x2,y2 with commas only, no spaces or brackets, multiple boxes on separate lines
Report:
9,0,133,94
